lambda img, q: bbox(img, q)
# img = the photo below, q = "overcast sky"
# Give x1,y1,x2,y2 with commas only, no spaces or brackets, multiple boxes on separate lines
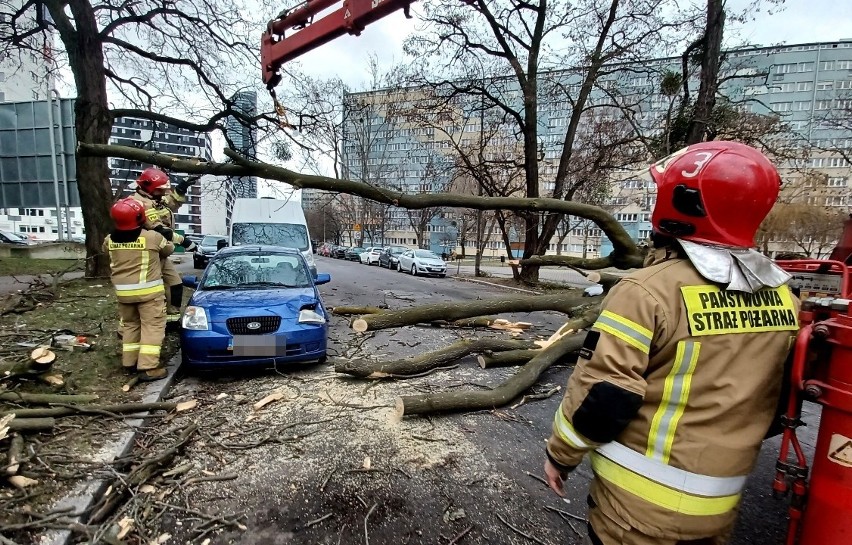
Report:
278,0,852,89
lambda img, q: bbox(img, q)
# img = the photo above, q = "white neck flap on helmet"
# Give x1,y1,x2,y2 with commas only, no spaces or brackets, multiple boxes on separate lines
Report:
677,239,791,294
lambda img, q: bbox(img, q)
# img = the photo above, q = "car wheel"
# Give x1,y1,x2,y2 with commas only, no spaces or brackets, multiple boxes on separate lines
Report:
397,262,403,272
410,265,417,276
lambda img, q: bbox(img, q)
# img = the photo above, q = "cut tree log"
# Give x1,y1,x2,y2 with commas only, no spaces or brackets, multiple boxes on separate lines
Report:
330,306,387,316
7,417,55,432
0,392,99,404
30,347,56,368
5,433,23,475
0,401,179,419
0,358,56,378
396,332,587,416
351,291,599,333
477,349,541,368
334,338,540,378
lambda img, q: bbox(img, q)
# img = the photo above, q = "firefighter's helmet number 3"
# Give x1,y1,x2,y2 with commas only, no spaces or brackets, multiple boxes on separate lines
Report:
680,152,714,178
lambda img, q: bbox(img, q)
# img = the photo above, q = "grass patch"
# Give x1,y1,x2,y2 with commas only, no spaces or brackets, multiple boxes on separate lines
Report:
0,278,181,402
0,257,83,277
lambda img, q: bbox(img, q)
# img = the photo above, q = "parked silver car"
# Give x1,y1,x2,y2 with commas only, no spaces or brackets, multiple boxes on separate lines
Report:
397,249,447,277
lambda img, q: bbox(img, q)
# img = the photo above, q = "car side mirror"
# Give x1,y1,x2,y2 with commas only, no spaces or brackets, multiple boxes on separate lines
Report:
182,275,199,289
314,273,331,285
217,239,228,251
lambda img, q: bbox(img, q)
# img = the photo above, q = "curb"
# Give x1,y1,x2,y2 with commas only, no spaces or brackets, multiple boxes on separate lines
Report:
40,354,183,545
451,275,542,295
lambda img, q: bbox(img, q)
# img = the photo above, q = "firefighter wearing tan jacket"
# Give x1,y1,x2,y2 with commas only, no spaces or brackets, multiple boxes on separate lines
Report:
104,198,174,381
544,142,800,545
130,167,198,321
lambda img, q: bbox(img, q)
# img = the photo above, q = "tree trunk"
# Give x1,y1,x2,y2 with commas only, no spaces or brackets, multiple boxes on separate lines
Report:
0,392,99,404
477,349,542,368
53,0,114,278
686,0,725,144
351,292,599,333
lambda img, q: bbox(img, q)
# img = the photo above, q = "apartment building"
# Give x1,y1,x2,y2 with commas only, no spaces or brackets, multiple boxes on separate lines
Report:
342,40,852,257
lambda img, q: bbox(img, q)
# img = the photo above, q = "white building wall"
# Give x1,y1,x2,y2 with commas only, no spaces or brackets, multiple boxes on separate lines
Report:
200,175,228,236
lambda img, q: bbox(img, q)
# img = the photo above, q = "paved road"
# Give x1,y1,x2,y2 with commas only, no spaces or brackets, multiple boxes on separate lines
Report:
154,255,815,544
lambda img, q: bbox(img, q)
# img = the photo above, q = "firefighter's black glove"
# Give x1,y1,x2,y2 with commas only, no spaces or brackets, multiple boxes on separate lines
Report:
170,173,199,196
153,225,174,241
182,239,198,252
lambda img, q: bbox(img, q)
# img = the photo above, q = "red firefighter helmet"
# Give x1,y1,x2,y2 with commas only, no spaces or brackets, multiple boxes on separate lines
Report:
136,167,170,194
110,198,145,230
648,141,781,248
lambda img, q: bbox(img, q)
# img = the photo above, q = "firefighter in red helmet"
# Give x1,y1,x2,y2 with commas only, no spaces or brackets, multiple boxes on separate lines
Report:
130,167,198,321
103,198,174,380
543,141,800,544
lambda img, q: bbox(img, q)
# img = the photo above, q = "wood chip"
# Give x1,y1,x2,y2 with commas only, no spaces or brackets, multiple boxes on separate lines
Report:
39,373,64,386
253,391,285,411
117,517,134,540
8,475,38,489
363,456,371,470
175,399,198,412
0,414,12,442
216,393,229,400
149,534,171,545
139,484,157,494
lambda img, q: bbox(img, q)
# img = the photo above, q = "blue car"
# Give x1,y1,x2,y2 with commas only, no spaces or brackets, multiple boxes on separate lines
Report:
180,245,331,369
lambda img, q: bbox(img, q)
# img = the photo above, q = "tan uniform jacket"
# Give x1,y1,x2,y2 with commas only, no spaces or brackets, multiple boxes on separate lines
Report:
130,190,186,245
103,230,174,303
547,245,800,540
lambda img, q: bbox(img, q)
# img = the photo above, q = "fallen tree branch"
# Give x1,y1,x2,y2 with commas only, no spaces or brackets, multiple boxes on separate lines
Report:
520,252,645,271
351,292,599,333
334,338,540,378
330,306,387,316
7,418,55,432
0,393,99,405
78,143,643,269
0,402,178,419
396,333,586,416
477,349,540,369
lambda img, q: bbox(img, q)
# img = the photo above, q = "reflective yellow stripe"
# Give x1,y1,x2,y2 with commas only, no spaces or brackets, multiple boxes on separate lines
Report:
647,341,701,463
140,244,149,284
115,284,165,297
553,408,594,450
594,310,653,354
139,345,161,355
123,343,140,352
590,452,741,516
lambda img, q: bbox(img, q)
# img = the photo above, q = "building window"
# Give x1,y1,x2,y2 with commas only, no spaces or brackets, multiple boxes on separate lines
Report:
795,101,811,111
773,83,795,93
797,81,813,92
638,229,652,240
815,100,832,110
821,61,835,71
828,177,847,187
837,60,852,70
771,102,792,112
817,81,834,91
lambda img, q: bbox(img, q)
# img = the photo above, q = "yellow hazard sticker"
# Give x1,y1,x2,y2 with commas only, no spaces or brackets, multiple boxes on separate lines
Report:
828,434,852,468
680,285,799,336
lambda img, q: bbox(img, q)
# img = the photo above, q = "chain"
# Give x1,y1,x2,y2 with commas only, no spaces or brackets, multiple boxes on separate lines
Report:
269,88,293,130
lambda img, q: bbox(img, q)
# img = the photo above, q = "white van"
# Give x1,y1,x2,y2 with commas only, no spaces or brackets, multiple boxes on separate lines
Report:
229,197,317,276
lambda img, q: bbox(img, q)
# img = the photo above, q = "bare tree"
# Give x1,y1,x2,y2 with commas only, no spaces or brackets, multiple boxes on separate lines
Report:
0,0,285,276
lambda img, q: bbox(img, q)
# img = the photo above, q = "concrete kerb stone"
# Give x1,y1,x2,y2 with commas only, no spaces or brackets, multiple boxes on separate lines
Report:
39,353,183,545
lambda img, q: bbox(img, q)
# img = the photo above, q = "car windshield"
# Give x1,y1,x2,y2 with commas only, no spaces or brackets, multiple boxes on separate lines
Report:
201,253,312,289
389,247,407,255
231,223,309,251
414,250,439,259
201,235,225,246
350,247,365,252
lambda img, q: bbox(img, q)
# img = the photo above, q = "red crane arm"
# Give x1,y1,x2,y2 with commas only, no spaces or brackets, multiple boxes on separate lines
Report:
261,0,417,90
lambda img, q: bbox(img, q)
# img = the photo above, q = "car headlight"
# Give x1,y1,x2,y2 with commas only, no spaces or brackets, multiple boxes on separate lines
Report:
182,306,209,330
299,309,326,324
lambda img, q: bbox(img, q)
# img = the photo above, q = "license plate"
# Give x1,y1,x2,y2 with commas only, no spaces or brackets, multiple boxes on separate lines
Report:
228,335,286,357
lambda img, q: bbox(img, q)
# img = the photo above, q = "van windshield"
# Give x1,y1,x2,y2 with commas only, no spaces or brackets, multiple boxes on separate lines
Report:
231,223,309,251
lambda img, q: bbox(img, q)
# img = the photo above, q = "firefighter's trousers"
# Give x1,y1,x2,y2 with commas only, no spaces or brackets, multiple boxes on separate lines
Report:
161,258,181,308
119,297,166,370
586,504,731,545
